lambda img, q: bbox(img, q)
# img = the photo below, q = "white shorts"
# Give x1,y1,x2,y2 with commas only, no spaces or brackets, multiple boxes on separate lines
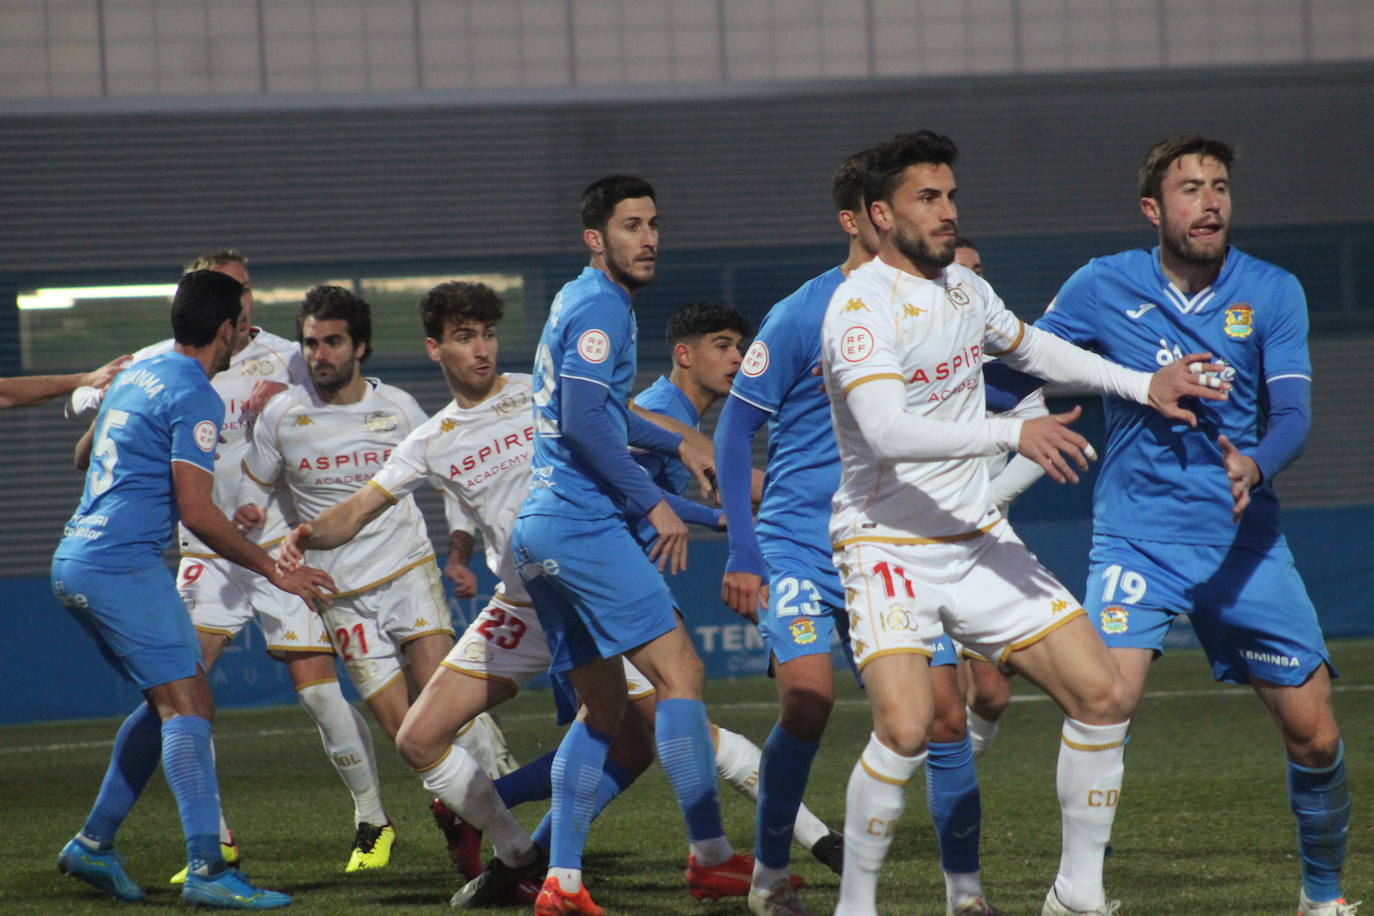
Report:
177,556,332,657
440,592,655,700
323,562,455,700
836,522,1085,671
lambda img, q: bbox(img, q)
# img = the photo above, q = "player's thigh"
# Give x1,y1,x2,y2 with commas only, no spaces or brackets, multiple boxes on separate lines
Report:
397,666,518,767
564,654,632,736
758,554,845,670
53,558,202,691
403,632,456,694
1006,614,1126,724
247,570,334,659
377,563,457,669
964,654,1014,717
622,615,704,700
363,676,411,740
323,596,403,704
282,650,339,688
860,652,935,756
1195,541,1335,688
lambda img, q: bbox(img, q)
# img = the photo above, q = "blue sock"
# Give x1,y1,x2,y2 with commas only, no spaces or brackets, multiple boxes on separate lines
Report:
655,698,724,842
495,750,555,809
533,757,635,852
755,723,819,869
82,703,163,846
926,736,981,875
161,715,224,875
1289,740,1349,902
549,721,613,871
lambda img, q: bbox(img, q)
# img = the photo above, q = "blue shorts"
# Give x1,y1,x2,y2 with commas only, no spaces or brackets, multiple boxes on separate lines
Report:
1085,534,1334,686
512,513,677,674
756,546,865,680
52,557,201,690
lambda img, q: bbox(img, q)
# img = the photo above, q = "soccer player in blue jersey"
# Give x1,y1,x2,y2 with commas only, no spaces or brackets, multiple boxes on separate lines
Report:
1031,135,1357,916
513,175,750,915
714,149,1007,916
51,269,334,910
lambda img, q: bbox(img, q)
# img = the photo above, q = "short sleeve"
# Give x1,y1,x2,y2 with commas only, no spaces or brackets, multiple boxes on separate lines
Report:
370,426,433,502
1260,272,1312,383
823,290,903,399
1034,262,1099,347
558,295,629,389
169,385,223,474
730,303,814,414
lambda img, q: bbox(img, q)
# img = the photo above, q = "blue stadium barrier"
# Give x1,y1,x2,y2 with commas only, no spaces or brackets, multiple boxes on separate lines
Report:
3,503,1371,726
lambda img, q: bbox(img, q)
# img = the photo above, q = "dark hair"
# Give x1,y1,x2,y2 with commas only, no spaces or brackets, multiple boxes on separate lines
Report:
831,147,876,213
665,302,753,347
581,175,656,232
1138,135,1235,200
954,236,977,250
862,130,959,208
184,249,246,274
171,269,244,346
297,285,373,362
420,281,505,340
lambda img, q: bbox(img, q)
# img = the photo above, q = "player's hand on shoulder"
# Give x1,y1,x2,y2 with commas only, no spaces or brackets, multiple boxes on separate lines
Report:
721,570,767,624
646,499,689,576
233,503,266,534
1217,434,1261,523
1147,352,1230,428
84,354,132,390
1016,405,1097,485
243,380,288,416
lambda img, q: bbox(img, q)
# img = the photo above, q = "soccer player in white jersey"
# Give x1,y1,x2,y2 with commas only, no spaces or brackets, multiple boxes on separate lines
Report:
237,284,459,871
819,131,1229,916
67,251,391,877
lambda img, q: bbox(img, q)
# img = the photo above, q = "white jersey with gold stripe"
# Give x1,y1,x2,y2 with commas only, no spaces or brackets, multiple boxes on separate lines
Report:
821,258,1023,547
122,330,307,558
242,377,433,596
369,374,534,604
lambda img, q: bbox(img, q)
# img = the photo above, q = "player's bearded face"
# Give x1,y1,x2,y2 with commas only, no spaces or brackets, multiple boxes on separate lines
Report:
302,317,364,392
599,197,659,291
885,163,959,277
1154,154,1231,267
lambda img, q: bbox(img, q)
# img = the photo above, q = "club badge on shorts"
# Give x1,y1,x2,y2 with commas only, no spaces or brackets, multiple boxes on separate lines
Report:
1100,605,1129,634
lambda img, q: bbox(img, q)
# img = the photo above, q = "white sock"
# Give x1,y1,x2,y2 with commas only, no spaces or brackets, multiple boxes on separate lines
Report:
297,682,387,826
1054,717,1129,912
945,869,983,906
549,866,582,893
836,733,924,915
715,726,831,851
966,707,1000,757
689,835,733,867
420,745,534,866
455,712,507,779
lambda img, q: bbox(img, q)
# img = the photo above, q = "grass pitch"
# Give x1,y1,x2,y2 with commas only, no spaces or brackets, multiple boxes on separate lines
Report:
3,640,1370,915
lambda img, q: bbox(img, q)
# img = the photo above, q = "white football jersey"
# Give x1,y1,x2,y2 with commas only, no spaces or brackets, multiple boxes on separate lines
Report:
821,258,1022,546
117,330,307,557
243,377,433,596
369,374,535,604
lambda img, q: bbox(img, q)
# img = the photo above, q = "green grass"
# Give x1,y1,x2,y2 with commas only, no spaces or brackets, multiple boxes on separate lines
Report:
3,641,1370,915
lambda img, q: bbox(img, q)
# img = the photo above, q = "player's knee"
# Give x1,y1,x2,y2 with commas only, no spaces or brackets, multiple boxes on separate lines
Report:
929,699,967,743
609,719,655,778
394,717,444,770
1284,723,1342,769
778,687,832,741
873,720,928,759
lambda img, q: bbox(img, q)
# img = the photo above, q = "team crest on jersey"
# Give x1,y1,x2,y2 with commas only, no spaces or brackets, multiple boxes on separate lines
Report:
577,329,610,363
193,420,219,452
1223,303,1254,339
1100,605,1129,634
843,298,870,313
946,285,971,308
241,357,275,376
362,411,397,433
492,391,531,415
790,618,818,645
293,415,314,427
840,326,874,362
741,340,769,377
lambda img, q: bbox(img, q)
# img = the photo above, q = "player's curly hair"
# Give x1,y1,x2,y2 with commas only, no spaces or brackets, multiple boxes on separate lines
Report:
831,146,877,213
665,302,752,346
862,130,959,208
297,285,373,362
581,175,656,232
172,269,244,346
1138,135,1235,200
419,281,505,340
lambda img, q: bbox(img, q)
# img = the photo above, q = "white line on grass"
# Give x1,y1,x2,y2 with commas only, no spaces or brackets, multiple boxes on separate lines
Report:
4,683,1370,755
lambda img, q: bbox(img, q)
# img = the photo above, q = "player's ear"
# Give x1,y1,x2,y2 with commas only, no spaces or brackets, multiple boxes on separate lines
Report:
869,199,893,232
424,337,441,364
836,210,859,239
1140,196,1162,228
673,341,691,369
583,227,604,255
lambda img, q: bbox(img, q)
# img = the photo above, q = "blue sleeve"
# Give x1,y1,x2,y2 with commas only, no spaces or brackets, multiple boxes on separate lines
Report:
1034,261,1100,347
559,294,628,388
714,394,769,577
562,375,664,517
169,385,223,474
729,304,812,414
1260,272,1313,382
1252,376,1310,483
627,410,683,455
661,491,723,530
983,361,1045,412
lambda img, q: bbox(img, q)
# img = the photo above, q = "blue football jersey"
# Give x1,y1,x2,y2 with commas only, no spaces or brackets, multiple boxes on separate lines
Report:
728,267,846,558
55,352,223,566
1036,245,1310,547
522,266,640,521
628,374,698,545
